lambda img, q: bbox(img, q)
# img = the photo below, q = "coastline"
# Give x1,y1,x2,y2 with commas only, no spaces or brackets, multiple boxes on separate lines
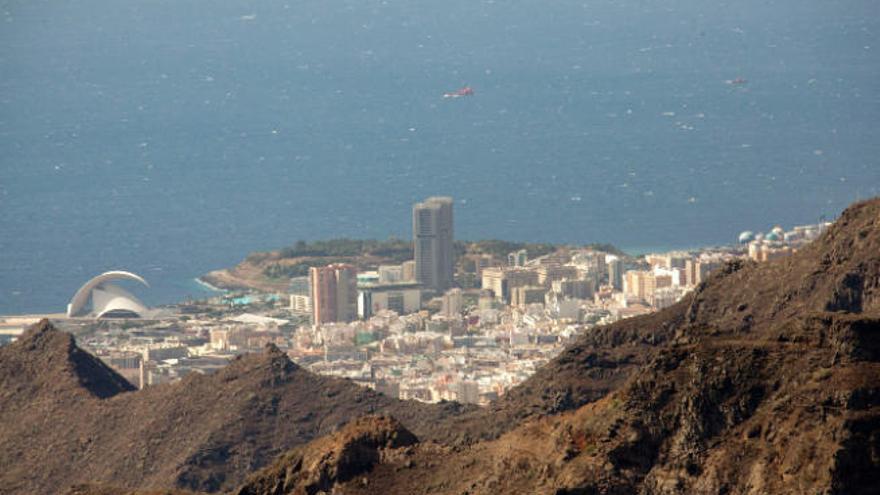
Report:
193,277,226,294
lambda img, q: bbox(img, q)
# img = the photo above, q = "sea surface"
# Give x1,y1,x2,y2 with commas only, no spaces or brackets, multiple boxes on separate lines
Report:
1,0,878,314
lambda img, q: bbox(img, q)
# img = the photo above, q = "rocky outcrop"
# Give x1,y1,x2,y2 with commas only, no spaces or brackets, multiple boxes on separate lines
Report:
235,416,417,495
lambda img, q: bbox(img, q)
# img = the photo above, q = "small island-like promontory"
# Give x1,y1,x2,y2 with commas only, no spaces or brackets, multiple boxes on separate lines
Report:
200,238,625,293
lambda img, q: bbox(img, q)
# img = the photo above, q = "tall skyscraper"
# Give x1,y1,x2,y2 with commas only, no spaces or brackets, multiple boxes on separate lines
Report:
607,258,624,290
309,264,357,325
413,196,454,292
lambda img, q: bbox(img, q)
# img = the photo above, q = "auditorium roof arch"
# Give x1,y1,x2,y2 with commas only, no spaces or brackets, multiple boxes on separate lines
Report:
67,271,149,318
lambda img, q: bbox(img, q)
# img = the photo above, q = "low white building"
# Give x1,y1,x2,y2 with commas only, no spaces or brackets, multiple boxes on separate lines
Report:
358,284,421,319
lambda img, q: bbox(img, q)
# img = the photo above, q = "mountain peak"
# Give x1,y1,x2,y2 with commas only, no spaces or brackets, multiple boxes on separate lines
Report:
19,317,75,350
0,319,135,400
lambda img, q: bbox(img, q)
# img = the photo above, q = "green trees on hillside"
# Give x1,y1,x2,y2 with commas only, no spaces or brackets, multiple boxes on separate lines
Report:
278,238,411,262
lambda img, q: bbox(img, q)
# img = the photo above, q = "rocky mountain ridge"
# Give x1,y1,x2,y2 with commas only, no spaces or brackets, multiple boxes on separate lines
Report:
0,322,470,494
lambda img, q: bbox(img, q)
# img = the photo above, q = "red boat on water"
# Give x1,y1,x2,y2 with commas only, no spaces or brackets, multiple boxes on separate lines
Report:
443,85,474,98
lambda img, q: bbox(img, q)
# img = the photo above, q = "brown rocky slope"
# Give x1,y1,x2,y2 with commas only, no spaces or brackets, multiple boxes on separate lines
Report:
0,322,471,494
226,199,880,494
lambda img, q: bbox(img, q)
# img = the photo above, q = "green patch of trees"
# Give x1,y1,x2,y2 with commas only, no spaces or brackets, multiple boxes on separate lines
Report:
262,258,351,279
466,240,626,259
583,243,628,257
277,238,412,262
466,240,557,259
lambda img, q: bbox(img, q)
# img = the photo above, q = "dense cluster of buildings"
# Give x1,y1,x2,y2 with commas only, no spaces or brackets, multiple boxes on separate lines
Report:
740,223,831,262
288,197,456,326
0,196,833,406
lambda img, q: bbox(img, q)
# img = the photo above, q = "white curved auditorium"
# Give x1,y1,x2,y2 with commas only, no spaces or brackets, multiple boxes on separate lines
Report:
67,271,150,318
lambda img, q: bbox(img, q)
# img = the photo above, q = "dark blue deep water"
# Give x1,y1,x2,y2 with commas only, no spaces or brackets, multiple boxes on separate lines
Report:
1,0,878,314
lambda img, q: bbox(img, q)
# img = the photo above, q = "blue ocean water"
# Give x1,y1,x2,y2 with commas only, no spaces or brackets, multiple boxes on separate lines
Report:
1,0,878,314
